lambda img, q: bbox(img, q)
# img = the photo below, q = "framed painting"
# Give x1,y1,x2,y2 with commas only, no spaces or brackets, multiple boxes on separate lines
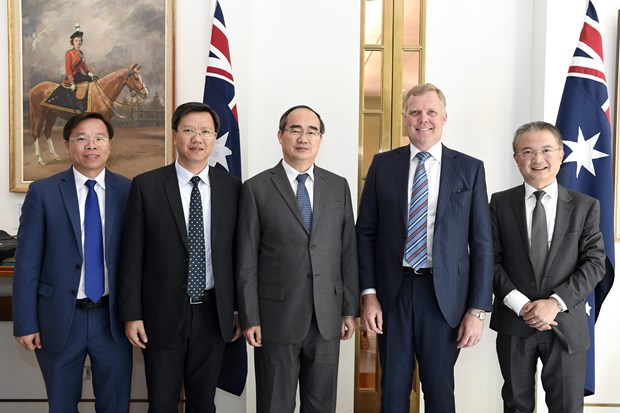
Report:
8,0,175,192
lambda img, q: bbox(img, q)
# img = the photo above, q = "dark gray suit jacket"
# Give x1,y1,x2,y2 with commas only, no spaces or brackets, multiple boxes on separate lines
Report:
237,161,359,344
489,184,606,353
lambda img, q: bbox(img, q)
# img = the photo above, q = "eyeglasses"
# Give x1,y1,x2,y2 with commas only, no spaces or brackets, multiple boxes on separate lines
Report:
69,135,110,146
515,147,562,160
178,128,217,139
283,128,321,139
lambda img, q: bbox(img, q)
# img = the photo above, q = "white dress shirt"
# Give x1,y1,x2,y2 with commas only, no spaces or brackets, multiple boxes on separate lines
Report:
503,180,567,315
74,167,108,299
175,162,215,290
282,159,315,210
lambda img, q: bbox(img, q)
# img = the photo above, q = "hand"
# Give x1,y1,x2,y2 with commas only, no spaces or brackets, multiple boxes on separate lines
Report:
361,294,383,334
231,314,242,342
125,320,148,349
243,325,262,347
70,84,76,91
340,316,356,340
15,333,42,351
521,299,560,331
457,308,485,348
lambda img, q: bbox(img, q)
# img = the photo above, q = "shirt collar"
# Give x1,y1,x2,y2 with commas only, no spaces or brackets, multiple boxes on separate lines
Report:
73,167,106,190
409,142,443,164
282,159,315,183
175,161,211,187
524,180,558,200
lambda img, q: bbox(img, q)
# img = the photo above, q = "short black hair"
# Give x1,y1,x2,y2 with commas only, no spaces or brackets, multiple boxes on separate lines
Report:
171,102,221,132
63,112,114,141
278,105,325,134
512,121,563,152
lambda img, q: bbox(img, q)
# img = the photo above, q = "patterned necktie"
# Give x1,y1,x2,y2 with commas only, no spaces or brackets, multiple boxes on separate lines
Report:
296,174,312,232
187,176,206,300
404,152,431,270
84,179,104,302
531,190,548,282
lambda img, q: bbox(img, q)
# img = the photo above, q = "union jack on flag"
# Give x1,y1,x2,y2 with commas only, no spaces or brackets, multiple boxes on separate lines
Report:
204,0,242,179
556,0,614,396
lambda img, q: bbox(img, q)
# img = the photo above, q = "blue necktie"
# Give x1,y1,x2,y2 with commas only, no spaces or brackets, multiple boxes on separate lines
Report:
296,174,312,232
84,179,104,302
404,152,431,270
187,176,206,300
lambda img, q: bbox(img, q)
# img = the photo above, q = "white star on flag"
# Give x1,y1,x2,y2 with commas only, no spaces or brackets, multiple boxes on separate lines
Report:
208,132,233,171
562,127,608,178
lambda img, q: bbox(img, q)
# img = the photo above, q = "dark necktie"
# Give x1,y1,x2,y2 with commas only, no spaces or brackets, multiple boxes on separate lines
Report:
404,152,431,270
187,176,206,300
531,190,548,282
296,174,312,232
84,180,104,302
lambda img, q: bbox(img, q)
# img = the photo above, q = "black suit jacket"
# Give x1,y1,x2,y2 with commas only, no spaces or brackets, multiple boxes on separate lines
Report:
118,164,241,347
489,184,606,353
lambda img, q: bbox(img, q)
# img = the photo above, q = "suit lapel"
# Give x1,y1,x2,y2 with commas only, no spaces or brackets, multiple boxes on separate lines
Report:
59,168,83,257
209,167,221,242
311,167,326,234
163,164,189,248
392,146,411,224
546,186,573,274
104,170,117,254
271,162,309,233
435,145,458,227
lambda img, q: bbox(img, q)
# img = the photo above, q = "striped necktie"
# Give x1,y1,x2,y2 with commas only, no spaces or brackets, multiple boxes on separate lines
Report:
404,152,431,270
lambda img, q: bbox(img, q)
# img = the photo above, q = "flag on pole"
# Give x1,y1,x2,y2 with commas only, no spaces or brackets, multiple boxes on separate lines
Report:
204,0,247,396
204,0,242,179
555,0,615,396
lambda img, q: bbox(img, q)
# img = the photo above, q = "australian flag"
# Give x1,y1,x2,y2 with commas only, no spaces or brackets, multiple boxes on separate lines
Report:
204,0,247,396
555,0,615,396
204,0,242,179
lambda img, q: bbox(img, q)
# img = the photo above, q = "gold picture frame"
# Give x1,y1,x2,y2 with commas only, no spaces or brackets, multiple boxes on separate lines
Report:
8,0,175,192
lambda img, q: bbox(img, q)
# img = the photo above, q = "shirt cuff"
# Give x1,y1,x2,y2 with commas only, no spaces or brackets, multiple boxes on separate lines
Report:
361,288,376,296
503,289,530,316
550,293,567,312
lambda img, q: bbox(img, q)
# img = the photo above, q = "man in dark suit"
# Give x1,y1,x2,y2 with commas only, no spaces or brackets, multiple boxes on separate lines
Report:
490,121,606,413
118,102,241,413
356,83,494,413
237,105,359,413
13,112,132,413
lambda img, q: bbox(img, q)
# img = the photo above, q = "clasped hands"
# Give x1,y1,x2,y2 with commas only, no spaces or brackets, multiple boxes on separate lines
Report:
520,298,560,331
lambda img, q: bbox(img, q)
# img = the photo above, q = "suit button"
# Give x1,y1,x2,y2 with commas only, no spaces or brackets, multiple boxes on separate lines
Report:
182,284,187,289
70,289,77,296
75,264,81,270
314,273,320,277
529,282,536,288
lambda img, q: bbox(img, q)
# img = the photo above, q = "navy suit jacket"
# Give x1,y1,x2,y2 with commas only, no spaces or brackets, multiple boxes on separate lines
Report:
13,168,131,353
356,144,494,327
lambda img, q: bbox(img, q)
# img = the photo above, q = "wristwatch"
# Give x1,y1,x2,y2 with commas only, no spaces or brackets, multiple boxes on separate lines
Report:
467,308,486,320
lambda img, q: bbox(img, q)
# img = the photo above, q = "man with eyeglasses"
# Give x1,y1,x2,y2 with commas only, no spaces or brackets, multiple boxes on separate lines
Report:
13,112,133,413
237,105,359,413
118,102,242,413
490,121,605,412
356,83,494,413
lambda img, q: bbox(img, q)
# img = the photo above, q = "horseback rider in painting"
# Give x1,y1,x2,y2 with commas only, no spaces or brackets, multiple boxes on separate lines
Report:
62,24,96,91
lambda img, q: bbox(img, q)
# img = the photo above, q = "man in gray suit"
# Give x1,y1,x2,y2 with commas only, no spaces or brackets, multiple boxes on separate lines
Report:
490,121,606,412
237,105,359,413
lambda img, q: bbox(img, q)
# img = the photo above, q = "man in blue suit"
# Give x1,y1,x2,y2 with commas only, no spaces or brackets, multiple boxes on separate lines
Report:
356,83,494,413
13,112,132,413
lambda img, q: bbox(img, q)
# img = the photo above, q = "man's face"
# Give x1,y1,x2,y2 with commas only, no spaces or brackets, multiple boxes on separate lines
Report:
174,111,216,173
404,91,447,151
513,129,564,190
64,118,111,178
277,108,323,170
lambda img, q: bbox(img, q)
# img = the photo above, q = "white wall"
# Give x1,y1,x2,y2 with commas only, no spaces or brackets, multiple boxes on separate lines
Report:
1,0,619,412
